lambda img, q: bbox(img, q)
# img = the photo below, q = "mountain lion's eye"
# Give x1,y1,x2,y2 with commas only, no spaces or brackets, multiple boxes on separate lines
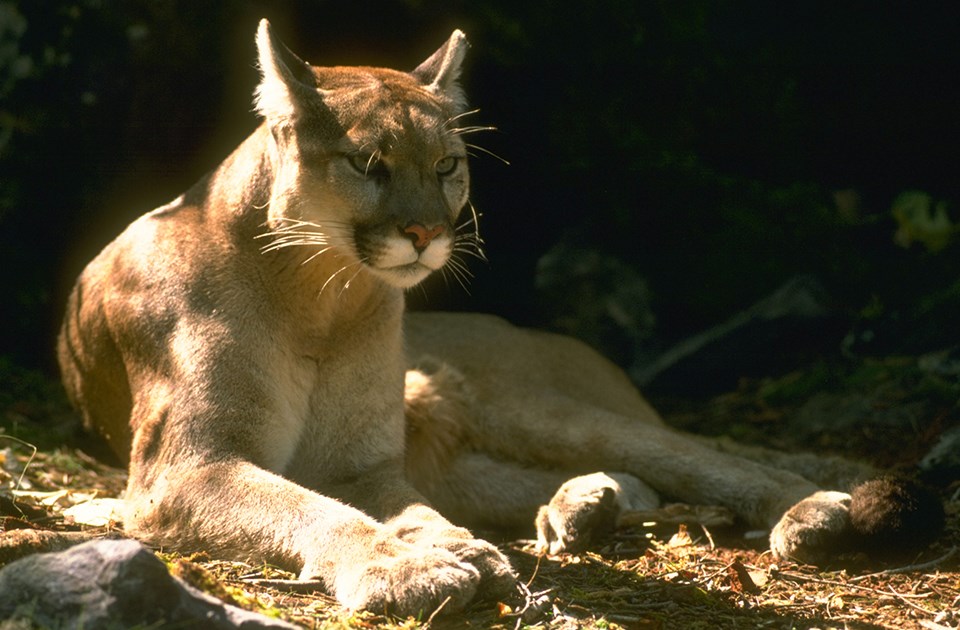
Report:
435,156,459,177
348,153,386,177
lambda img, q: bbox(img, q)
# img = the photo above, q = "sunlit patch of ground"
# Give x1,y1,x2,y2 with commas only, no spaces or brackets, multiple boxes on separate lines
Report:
1,358,958,629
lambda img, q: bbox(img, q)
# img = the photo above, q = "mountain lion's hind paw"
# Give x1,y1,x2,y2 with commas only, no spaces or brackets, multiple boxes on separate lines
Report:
769,490,852,565
535,473,620,555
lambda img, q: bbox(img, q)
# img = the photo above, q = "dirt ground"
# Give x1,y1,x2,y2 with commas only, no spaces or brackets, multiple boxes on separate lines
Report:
1,354,958,629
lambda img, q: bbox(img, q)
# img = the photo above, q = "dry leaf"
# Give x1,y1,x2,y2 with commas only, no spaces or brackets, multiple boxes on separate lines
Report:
727,560,760,594
62,498,125,527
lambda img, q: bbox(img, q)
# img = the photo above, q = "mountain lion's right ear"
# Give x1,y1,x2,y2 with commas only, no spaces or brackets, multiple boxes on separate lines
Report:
254,19,319,123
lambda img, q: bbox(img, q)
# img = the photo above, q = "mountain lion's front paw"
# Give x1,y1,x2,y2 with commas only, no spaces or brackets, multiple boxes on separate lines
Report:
769,490,852,564
385,506,517,601
436,534,517,599
316,540,480,616
536,473,621,555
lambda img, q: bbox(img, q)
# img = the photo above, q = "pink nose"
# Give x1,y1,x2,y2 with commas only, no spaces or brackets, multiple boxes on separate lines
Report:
401,223,444,250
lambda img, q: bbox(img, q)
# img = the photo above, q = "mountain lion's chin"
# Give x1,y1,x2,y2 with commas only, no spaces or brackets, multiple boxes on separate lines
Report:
372,262,435,289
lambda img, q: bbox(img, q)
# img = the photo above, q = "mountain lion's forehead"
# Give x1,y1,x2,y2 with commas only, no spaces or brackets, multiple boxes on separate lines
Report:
312,67,458,154
315,66,438,105
342,100,463,158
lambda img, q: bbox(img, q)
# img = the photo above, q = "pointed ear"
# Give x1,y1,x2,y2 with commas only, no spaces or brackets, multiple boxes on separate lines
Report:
254,19,318,123
412,30,469,110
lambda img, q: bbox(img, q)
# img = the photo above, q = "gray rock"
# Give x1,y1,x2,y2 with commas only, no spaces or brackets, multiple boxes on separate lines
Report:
0,539,298,630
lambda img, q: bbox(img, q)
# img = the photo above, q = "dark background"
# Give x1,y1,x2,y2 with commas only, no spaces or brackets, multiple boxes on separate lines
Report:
2,1,960,381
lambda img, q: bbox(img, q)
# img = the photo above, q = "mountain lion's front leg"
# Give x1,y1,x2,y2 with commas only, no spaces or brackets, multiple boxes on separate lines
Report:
123,401,486,617
126,458,484,616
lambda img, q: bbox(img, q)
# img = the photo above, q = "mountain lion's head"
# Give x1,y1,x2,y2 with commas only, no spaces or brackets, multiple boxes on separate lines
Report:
253,20,480,290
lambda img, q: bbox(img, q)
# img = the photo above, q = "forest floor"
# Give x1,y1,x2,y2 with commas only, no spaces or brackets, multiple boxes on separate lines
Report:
1,354,958,629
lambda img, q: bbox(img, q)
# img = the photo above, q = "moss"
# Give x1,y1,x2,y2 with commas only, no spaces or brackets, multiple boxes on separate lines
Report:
160,554,282,620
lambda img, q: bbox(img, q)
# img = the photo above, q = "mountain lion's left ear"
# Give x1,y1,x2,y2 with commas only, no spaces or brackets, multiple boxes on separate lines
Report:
412,30,469,110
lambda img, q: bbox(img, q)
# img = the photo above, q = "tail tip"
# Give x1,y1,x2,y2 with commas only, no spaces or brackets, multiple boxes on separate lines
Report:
849,476,945,552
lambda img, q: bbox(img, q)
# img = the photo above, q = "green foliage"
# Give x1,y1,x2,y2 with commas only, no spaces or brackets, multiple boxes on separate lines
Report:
1,0,958,366
892,190,957,253
0,356,76,449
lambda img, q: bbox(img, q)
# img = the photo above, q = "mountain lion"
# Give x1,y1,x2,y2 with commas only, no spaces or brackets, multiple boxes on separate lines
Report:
58,20,936,616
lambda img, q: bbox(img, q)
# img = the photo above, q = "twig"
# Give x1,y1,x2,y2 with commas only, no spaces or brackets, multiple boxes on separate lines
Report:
509,580,552,630
699,523,716,550
240,578,326,594
776,569,939,603
849,547,958,581
0,435,38,494
700,559,737,583
525,552,543,588
422,594,452,628
891,588,938,616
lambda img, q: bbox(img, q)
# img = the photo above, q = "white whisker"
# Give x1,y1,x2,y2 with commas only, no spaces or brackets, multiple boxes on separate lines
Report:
444,256,473,295
320,259,365,297
256,215,354,261
438,267,452,292
259,230,332,238
260,234,329,245
455,210,482,233
465,143,510,165
300,246,336,266
337,264,367,299
447,256,475,279
411,279,430,302
259,238,328,255
453,246,487,264
450,201,487,264
461,202,483,236
448,125,498,136
443,108,482,128
455,232,485,246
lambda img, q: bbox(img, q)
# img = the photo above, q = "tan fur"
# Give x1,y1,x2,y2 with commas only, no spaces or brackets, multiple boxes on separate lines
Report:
399,314,875,560
58,21,513,616
59,21,874,615
404,358,473,493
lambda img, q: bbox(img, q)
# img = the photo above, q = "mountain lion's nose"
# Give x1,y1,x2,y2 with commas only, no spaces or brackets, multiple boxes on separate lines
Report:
401,223,445,251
